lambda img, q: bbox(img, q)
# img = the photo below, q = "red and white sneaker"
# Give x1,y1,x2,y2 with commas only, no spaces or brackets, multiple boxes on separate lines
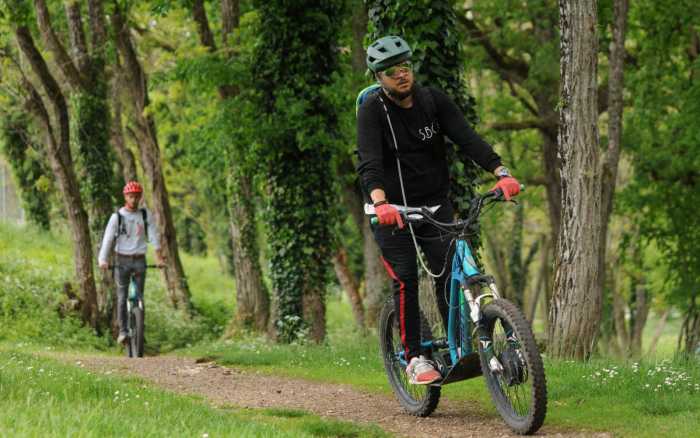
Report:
406,355,441,385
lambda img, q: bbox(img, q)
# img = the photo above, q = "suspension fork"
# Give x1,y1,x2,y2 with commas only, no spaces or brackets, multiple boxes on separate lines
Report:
464,280,510,359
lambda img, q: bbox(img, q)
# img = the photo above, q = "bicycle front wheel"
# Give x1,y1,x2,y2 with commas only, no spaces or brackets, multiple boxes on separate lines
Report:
478,299,547,435
378,298,440,417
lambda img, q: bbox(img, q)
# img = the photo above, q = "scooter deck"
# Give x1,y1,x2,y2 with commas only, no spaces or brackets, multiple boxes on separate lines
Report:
433,352,482,386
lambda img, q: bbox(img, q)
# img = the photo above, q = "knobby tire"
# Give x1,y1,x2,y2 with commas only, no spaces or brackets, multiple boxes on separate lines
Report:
479,299,547,435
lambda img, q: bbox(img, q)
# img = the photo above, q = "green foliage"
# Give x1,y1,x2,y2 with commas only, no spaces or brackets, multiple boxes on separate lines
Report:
621,0,700,351
0,111,52,230
0,0,33,25
252,0,345,342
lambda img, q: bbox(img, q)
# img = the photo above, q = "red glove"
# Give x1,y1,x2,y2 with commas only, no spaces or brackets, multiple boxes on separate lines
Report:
491,176,521,201
375,203,404,228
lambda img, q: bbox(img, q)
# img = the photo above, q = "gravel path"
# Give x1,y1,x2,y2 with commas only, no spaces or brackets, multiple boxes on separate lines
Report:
61,354,608,438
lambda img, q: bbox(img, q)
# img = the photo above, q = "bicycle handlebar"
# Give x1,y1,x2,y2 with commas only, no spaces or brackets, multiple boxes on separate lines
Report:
369,186,523,229
107,264,165,270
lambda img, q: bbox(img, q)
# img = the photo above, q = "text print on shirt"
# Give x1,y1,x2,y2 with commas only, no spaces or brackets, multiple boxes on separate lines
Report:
418,121,440,141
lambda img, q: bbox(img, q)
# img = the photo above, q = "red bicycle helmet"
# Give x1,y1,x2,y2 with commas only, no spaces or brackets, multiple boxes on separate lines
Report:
123,181,143,195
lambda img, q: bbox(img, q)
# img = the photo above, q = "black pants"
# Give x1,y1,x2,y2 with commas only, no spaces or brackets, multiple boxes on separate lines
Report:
115,254,146,335
373,201,455,360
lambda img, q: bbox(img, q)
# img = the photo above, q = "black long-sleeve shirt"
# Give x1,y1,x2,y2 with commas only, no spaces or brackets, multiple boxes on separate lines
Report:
356,86,502,205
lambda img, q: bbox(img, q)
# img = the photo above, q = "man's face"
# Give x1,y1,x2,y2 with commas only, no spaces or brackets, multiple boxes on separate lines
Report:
378,61,414,99
124,193,141,209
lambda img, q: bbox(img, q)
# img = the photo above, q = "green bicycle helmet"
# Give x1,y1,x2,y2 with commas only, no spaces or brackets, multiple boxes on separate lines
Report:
366,35,412,73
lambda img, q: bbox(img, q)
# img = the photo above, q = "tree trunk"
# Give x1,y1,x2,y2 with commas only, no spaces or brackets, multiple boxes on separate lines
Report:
548,0,602,359
112,5,192,312
646,309,670,357
612,280,630,353
679,295,700,354
529,235,549,323
598,0,629,348
484,225,510,299
226,173,269,334
333,247,366,331
350,0,368,72
630,282,649,357
15,26,99,329
362,219,389,326
109,77,137,182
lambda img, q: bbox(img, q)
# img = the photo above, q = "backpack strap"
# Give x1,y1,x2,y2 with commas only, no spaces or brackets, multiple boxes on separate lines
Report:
355,83,382,117
113,210,122,254
141,208,148,241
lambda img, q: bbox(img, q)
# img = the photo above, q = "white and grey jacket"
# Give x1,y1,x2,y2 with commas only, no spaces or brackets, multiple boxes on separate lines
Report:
98,207,160,264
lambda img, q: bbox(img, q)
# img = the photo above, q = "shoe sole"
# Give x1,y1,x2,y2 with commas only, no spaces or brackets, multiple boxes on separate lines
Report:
408,373,442,385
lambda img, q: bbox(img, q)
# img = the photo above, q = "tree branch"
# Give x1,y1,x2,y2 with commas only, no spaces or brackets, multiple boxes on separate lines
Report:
598,80,609,114
457,12,529,84
189,0,239,99
221,0,240,46
112,6,148,114
65,1,90,74
486,118,555,131
14,25,70,151
192,0,216,52
131,25,177,53
505,77,539,117
34,0,84,89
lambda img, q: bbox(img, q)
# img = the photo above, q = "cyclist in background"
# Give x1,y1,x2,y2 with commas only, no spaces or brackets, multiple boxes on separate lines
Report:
98,181,164,344
356,36,521,384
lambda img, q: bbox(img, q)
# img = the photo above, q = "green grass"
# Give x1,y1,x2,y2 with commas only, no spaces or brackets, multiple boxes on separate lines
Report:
0,349,388,437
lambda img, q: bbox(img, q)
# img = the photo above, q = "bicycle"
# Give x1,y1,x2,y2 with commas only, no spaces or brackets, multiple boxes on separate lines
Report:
371,189,547,435
109,264,162,358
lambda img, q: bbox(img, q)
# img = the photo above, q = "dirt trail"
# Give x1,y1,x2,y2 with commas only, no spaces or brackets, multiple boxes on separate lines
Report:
64,354,606,438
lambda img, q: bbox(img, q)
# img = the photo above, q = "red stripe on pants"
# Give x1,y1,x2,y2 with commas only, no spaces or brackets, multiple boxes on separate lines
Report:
381,256,408,359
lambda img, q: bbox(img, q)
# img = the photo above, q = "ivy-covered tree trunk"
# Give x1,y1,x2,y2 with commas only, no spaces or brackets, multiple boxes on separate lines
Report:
14,25,100,329
548,0,603,359
348,0,387,328
112,4,192,313
0,111,51,230
189,0,270,334
254,0,343,343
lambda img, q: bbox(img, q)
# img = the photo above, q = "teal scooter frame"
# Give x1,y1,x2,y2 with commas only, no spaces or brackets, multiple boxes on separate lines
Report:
373,190,547,435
